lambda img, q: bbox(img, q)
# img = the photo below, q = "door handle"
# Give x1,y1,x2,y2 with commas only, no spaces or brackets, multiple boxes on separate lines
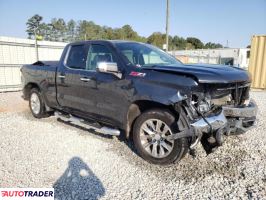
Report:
58,75,65,79
80,77,91,82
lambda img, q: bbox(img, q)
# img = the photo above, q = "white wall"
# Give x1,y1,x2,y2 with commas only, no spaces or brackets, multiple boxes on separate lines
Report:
0,36,67,91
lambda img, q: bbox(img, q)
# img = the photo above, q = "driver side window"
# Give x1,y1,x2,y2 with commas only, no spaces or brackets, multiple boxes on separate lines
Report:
87,44,116,71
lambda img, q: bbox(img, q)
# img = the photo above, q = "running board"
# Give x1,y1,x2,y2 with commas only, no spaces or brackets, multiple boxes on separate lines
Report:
54,111,120,136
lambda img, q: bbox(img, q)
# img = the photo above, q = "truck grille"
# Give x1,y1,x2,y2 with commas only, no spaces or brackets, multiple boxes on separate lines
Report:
232,83,250,105
209,82,250,106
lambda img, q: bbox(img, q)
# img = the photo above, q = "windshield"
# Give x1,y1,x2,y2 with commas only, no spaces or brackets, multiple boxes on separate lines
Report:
114,42,182,67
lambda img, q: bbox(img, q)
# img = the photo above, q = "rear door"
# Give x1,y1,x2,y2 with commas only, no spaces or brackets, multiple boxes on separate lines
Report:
56,44,99,118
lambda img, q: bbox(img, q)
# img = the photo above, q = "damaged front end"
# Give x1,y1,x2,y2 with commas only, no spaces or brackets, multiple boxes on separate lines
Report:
176,81,258,154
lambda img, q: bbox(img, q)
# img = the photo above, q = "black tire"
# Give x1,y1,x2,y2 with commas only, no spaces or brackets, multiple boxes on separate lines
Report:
133,109,189,165
29,88,47,118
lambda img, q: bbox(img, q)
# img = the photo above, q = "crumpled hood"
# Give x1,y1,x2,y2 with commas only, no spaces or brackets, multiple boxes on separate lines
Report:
143,63,250,84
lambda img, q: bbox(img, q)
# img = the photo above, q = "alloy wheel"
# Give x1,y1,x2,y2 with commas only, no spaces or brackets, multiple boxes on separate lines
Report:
139,119,174,158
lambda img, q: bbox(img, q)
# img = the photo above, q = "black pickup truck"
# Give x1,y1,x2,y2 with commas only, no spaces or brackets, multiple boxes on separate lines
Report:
21,40,257,165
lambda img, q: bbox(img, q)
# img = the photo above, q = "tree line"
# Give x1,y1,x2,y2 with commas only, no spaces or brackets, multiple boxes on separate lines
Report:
26,14,223,50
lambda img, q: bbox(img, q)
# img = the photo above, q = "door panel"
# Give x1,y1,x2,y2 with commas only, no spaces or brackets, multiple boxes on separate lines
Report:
57,68,97,114
57,44,99,119
84,43,129,126
95,72,132,127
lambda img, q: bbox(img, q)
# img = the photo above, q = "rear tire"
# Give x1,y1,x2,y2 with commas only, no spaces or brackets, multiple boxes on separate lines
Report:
29,88,47,118
133,109,188,165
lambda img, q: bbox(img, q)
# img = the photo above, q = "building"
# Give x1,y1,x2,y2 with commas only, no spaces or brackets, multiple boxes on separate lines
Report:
169,48,250,69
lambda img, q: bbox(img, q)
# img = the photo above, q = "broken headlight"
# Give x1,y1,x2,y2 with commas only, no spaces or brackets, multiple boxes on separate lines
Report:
198,99,211,113
191,94,211,114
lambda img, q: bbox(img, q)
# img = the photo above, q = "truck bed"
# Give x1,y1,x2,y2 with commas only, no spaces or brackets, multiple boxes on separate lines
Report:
32,60,59,67
21,60,59,108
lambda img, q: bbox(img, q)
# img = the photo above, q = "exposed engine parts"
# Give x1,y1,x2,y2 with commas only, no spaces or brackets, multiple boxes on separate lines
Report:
173,82,257,155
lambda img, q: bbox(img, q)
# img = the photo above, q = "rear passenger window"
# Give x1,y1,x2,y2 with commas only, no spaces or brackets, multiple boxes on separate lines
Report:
66,45,88,70
87,44,116,71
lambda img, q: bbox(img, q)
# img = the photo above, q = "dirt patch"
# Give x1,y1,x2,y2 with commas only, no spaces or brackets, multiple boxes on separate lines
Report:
0,107,7,112
0,92,28,113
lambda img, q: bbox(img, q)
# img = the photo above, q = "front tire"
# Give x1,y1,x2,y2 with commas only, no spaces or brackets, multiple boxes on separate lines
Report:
29,88,47,118
133,109,188,165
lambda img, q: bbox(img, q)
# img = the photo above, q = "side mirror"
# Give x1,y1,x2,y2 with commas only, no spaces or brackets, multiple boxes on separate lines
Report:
96,62,122,78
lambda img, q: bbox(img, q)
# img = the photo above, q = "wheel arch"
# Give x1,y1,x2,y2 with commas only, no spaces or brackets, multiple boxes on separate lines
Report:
23,82,41,100
125,100,181,139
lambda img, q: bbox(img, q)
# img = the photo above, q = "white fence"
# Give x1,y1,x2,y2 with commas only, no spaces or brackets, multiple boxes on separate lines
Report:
0,36,67,92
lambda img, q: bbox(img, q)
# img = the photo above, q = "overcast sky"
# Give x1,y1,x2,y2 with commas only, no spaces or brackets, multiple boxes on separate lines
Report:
0,0,265,47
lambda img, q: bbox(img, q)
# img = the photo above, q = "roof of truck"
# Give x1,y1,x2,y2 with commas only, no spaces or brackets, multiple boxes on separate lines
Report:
69,40,145,46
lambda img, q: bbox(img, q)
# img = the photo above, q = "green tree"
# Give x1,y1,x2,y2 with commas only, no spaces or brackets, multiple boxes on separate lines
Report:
38,23,51,41
67,19,76,42
50,18,67,41
25,15,224,47
185,43,195,50
135,36,147,43
186,37,204,49
204,42,223,49
121,25,138,40
26,14,43,39
147,32,166,48
172,36,187,50
77,20,104,40
102,26,114,40
112,28,125,40
76,20,86,40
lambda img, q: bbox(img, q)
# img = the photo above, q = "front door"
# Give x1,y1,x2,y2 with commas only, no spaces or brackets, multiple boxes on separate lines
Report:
87,43,131,127
57,44,99,119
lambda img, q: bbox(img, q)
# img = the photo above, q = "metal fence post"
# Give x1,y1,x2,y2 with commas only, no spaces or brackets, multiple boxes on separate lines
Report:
34,28,39,61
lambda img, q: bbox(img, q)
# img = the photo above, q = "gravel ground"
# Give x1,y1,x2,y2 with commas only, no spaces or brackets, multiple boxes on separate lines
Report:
0,91,265,199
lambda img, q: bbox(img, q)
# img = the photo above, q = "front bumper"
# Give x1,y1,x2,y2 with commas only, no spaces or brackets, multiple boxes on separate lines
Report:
189,99,258,136
173,99,258,153
223,99,258,118
183,99,258,153
222,99,258,134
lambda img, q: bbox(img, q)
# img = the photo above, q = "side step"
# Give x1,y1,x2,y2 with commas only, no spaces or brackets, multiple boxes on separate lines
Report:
54,111,120,136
